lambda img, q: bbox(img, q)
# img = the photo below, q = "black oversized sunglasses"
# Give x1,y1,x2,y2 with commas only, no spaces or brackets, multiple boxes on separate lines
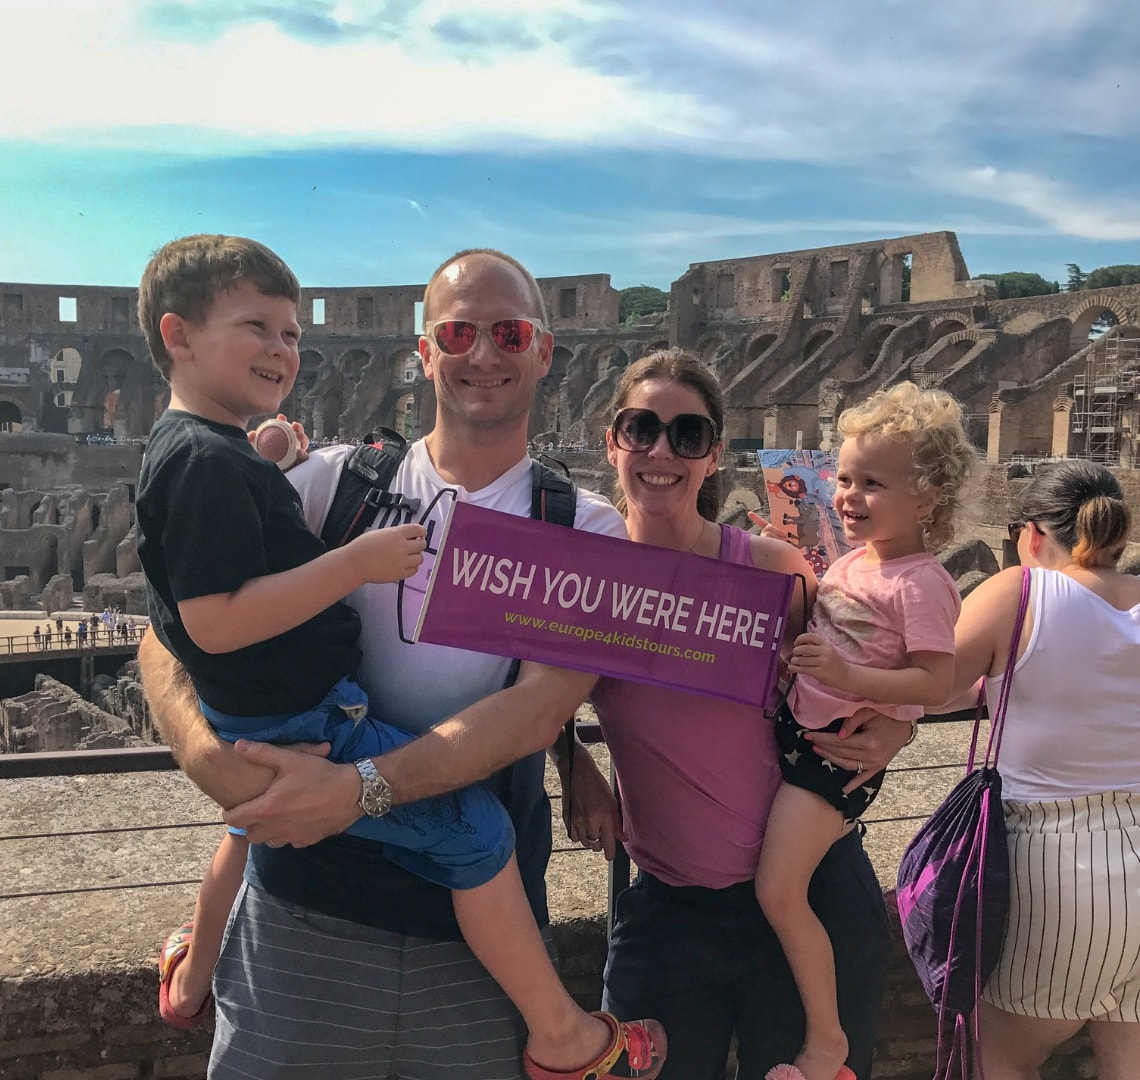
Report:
611,407,719,460
1007,521,1027,543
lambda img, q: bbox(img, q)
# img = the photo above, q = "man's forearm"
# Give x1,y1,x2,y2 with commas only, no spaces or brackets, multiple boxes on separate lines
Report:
138,628,275,809
377,663,598,805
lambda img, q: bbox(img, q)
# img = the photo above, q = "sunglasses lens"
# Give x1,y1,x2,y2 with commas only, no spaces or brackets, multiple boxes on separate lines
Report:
671,415,715,458
490,319,535,353
432,321,478,355
615,409,660,451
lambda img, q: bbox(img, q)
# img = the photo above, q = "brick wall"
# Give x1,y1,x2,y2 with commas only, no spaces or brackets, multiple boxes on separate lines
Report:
0,903,1096,1079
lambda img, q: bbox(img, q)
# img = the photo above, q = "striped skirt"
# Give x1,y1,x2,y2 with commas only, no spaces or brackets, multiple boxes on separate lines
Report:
982,790,1140,1021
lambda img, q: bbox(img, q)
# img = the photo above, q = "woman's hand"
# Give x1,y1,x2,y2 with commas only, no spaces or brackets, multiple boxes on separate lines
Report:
560,743,626,860
805,707,914,794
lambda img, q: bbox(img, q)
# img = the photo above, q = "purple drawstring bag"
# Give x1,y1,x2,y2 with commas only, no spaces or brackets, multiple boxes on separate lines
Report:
895,567,1030,1080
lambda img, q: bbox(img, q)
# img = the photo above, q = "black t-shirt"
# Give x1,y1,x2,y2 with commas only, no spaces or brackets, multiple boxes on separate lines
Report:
136,410,361,715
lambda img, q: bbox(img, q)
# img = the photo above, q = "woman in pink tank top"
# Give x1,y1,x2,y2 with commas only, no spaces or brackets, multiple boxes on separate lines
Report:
563,349,917,1080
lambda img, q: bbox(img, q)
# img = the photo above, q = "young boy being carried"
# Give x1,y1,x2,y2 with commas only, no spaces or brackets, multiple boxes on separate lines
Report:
137,234,665,1080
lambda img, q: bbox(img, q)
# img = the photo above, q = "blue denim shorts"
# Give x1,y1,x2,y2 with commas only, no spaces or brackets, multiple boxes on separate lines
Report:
202,676,515,890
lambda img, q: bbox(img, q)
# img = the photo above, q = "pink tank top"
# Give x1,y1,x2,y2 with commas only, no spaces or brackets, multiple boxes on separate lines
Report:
591,525,782,888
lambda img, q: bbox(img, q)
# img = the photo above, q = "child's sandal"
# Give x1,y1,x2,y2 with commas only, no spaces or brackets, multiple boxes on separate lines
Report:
523,1011,666,1080
764,1066,856,1080
158,921,213,1031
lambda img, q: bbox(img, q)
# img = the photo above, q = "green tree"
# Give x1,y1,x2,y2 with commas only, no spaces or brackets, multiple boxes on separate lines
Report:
1083,264,1140,290
1065,263,1087,291
977,272,1061,299
619,285,668,326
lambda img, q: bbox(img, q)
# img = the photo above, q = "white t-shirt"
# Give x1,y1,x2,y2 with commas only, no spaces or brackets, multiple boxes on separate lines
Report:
288,440,627,735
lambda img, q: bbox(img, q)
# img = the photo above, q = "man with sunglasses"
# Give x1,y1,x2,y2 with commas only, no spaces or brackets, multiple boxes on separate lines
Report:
139,248,632,1080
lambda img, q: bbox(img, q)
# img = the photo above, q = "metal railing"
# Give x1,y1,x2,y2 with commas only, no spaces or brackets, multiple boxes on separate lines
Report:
0,712,979,906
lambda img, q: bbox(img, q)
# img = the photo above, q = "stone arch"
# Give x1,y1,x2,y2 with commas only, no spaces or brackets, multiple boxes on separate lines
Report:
279,348,325,433
828,321,898,382
802,330,833,361
696,334,728,368
926,319,967,348
309,347,374,440
50,347,82,411
745,333,778,364
538,345,574,436
337,348,412,437
1069,297,1130,351
590,343,629,383
70,347,153,437
394,392,417,439
0,399,23,432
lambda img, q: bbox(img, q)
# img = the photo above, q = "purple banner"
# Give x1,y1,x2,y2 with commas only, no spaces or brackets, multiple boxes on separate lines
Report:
414,501,796,707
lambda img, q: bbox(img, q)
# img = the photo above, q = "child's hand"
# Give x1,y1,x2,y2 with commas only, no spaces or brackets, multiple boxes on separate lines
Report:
249,414,311,470
747,510,795,544
788,631,849,688
349,523,426,584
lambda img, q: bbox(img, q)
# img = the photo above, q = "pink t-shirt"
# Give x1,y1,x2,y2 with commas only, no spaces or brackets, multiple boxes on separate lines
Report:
591,525,781,888
790,547,959,727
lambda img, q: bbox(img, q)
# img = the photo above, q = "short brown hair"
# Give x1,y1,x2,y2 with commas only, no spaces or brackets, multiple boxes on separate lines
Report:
422,248,548,328
138,234,300,379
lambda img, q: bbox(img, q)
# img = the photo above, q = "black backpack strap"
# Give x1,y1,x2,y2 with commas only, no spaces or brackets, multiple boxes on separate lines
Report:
523,459,581,822
529,459,576,528
319,428,418,549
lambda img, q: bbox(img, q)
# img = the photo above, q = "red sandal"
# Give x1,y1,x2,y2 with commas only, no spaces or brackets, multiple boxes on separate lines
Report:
523,1011,667,1080
158,922,213,1031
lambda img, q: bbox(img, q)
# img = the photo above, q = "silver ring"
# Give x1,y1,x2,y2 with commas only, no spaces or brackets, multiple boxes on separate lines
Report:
266,840,283,848
586,836,599,844
856,761,864,773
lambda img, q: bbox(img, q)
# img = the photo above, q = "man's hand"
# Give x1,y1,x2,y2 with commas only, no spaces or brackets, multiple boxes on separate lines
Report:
558,743,625,861
222,741,361,847
805,707,913,794
788,631,848,688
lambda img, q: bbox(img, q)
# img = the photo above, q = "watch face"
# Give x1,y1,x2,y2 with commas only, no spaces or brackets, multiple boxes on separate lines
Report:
361,778,392,817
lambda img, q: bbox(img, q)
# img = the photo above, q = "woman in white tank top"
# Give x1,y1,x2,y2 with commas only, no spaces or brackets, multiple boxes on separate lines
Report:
942,460,1140,1080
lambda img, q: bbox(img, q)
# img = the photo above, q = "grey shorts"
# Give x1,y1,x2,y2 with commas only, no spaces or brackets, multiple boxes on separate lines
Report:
209,881,554,1079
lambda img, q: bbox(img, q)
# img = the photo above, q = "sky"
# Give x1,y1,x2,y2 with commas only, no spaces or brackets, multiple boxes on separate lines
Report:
2,0,1139,293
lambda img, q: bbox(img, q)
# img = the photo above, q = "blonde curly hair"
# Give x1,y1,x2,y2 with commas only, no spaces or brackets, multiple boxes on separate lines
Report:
836,381,978,551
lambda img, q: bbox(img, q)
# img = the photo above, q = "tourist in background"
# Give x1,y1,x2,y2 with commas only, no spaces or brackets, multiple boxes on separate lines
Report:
939,460,1140,1080
564,349,911,1080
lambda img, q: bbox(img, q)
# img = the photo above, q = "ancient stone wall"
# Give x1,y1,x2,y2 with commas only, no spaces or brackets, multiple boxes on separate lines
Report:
0,672,148,753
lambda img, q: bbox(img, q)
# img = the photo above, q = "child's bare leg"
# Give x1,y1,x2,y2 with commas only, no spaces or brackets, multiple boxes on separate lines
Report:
755,784,851,1080
453,853,617,1071
166,830,248,1018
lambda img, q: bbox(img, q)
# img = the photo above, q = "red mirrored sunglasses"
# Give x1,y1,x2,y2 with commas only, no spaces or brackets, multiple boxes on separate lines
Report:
424,318,543,356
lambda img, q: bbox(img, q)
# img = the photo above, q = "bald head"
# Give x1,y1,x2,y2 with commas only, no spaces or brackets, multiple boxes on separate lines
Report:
423,248,548,328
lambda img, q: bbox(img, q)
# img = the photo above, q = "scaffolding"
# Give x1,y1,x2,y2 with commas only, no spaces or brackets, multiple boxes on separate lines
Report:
1069,336,1140,466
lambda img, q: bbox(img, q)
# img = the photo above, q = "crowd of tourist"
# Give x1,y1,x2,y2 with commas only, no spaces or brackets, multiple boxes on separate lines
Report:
26,609,147,649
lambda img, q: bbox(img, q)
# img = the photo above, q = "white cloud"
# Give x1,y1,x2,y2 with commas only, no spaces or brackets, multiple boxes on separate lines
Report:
5,0,1136,167
0,1,705,154
960,166,1140,241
